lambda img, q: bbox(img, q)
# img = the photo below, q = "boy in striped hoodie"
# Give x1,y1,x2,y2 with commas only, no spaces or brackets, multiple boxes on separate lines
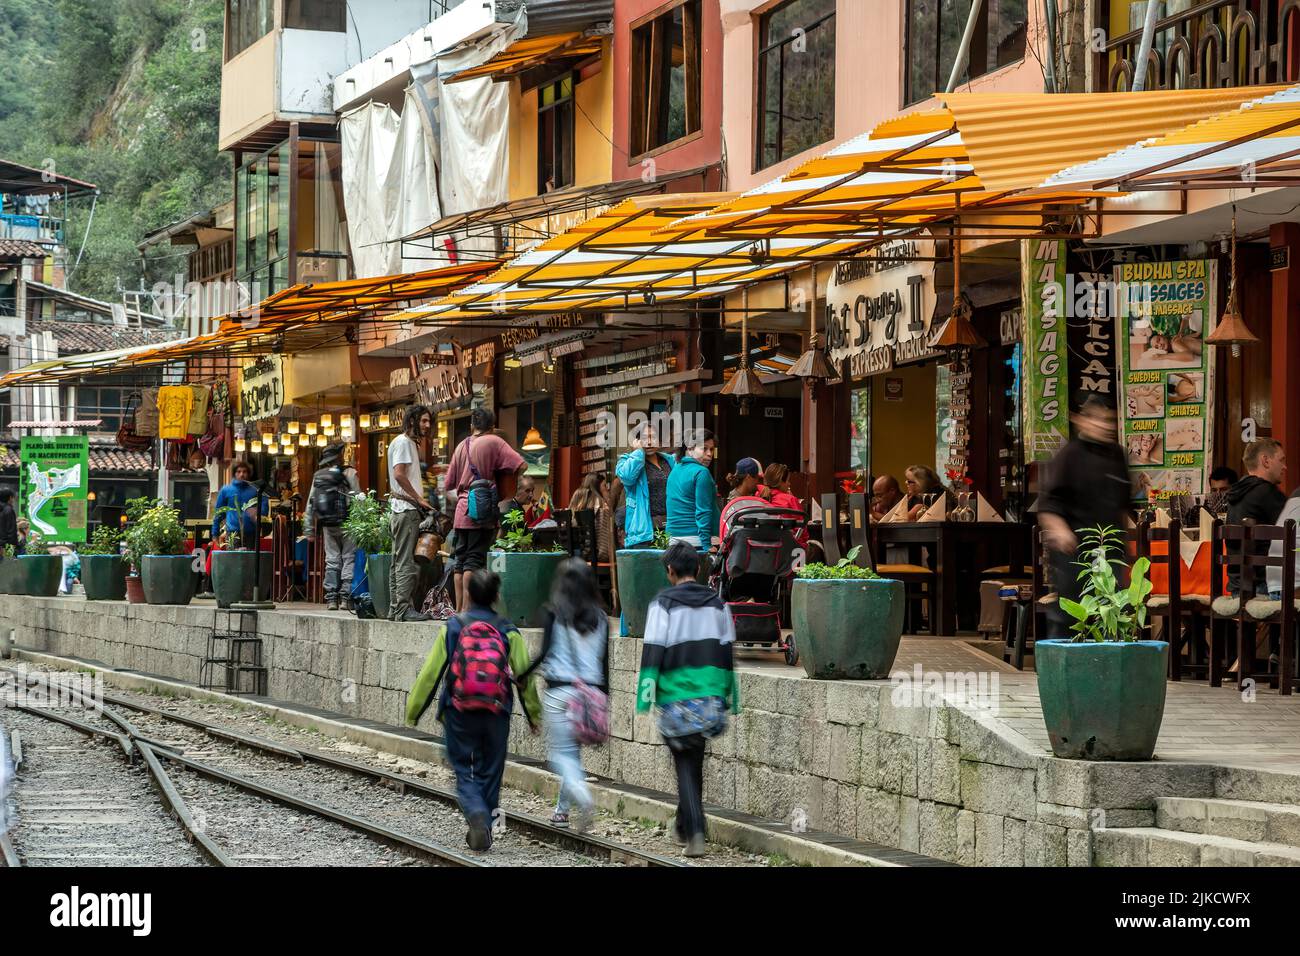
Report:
636,542,739,857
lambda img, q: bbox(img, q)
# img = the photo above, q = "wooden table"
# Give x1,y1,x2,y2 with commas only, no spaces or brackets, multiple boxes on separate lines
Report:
872,521,1032,636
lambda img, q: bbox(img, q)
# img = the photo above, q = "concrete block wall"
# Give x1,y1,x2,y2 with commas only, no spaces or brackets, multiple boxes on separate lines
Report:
0,596,1220,865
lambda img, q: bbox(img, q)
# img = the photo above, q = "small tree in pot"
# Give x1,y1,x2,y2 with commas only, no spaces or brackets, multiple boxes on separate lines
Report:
1037,525,1164,760
342,491,393,618
127,502,194,606
487,510,566,627
210,504,271,608
80,525,128,601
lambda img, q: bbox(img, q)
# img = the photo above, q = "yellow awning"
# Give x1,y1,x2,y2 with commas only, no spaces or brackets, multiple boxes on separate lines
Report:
445,33,605,83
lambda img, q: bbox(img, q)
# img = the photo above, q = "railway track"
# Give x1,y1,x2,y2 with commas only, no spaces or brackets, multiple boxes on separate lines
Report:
1,668,685,868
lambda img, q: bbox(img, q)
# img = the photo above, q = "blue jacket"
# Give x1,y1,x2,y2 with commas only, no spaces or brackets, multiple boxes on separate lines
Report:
666,456,719,546
615,449,674,547
212,480,266,542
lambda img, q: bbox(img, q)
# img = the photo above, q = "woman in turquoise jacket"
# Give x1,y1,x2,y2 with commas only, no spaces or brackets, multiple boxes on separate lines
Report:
614,428,674,548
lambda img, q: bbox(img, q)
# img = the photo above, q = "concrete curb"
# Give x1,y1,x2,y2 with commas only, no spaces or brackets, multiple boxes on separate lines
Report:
8,647,945,867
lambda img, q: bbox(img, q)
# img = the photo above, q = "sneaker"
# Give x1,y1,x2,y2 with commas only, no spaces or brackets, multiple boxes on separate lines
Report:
326,600,339,611
684,834,707,858
550,812,570,828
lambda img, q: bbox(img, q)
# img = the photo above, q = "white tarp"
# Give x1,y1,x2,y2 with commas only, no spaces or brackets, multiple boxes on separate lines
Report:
386,86,443,274
340,102,399,279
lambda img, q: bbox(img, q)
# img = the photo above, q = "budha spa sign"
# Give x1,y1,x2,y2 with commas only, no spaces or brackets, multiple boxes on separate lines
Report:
824,240,938,379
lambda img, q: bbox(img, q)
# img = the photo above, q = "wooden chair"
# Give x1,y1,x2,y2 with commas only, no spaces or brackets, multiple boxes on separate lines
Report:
1209,520,1251,688
572,507,614,601
848,492,934,633
551,508,575,555
1241,518,1298,694
818,493,843,565
1139,518,1188,680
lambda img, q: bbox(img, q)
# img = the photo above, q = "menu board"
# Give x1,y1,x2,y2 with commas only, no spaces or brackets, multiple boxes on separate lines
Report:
1113,259,1216,502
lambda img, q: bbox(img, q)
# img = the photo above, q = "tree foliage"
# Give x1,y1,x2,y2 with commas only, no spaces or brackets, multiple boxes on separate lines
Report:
0,0,229,301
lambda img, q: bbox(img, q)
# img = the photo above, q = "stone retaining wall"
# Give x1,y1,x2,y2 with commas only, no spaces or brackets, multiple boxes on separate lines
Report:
0,596,1219,865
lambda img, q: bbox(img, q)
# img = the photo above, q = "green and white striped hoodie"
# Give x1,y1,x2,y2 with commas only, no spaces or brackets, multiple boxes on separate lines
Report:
636,582,739,714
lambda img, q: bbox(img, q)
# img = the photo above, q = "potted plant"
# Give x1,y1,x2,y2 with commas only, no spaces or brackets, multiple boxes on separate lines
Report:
18,530,62,597
210,505,272,609
79,525,128,601
342,491,392,618
127,502,194,606
487,510,566,627
0,544,21,595
616,529,712,638
791,546,904,679
1036,525,1165,760
121,496,155,603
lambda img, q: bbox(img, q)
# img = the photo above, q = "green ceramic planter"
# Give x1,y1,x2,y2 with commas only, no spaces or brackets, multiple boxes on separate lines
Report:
791,578,905,680
81,554,128,601
0,558,22,595
615,549,712,638
211,550,273,608
488,551,567,628
141,554,197,606
20,554,63,597
367,553,392,620
1036,640,1168,760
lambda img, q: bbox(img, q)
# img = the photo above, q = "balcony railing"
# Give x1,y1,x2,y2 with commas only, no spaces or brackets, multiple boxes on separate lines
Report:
0,212,63,246
1095,0,1300,92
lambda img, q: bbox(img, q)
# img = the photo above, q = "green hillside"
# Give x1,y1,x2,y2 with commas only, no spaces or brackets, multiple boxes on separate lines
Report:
0,0,229,302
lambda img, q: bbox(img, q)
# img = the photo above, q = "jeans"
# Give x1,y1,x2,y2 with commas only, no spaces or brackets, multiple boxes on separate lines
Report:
321,525,356,602
544,688,592,815
664,733,707,839
443,707,511,830
389,508,421,619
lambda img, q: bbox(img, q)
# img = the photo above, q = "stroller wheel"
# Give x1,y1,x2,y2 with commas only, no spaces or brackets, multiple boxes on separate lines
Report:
783,636,799,667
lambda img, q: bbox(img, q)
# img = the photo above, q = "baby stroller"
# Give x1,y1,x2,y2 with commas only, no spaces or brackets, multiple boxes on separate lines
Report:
714,498,804,665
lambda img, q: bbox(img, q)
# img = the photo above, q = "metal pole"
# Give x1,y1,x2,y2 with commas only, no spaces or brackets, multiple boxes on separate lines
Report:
1042,0,1060,93
946,0,986,93
1130,0,1161,93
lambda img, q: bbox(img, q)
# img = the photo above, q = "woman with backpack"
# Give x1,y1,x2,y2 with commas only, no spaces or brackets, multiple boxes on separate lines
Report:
405,569,540,851
529,559,609,832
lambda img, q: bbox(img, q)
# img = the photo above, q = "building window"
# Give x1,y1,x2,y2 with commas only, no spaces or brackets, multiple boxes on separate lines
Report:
226,0,274,61
630,0,703,158
284,0,346,32
757,0,836,171
538,76,575,193
905,0,1027,105
74,379,137,435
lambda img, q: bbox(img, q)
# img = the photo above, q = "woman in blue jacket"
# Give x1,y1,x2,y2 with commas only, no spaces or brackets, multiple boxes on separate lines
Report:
614,425,674,548
665,429,719,549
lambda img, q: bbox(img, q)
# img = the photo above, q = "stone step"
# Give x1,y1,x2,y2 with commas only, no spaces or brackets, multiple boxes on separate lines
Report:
1094,826,1300,866
1157,796,1300,847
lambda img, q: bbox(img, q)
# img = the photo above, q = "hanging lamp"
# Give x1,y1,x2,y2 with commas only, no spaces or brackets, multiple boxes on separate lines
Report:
1206,206,1259,358
522,403,546,451
932,201,987,350
720,287,766,411
790,263,838,380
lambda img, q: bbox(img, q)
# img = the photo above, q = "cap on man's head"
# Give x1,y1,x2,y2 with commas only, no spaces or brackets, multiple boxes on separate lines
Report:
735,458,761,478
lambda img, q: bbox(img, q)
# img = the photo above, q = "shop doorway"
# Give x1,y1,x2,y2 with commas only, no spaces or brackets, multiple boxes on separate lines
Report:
720,396,802,481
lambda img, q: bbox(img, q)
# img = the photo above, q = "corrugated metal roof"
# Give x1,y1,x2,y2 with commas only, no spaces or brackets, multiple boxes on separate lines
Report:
496,0,612,36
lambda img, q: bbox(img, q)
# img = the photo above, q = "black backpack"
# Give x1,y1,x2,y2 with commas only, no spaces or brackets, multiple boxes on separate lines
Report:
352,594,377,620
313,466,352,527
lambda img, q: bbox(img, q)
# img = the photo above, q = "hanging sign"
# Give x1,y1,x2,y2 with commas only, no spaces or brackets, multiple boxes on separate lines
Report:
1021,239,1069,462
418,363,472,413
1114,258,1216,502
823,240,938,379
19,435,89,544
1063,268,1118,409
239,355,284,420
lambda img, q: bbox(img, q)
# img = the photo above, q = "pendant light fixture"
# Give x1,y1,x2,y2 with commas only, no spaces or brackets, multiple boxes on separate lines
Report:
790,263,837,380
316,434,327,448
720,287,766,412
321,413,333,429
306,421,318,436
299,434,309,447
234,437,247,453
1206,206,1260,358
288,421,300,435
522,402,546,451
378,411,391,429
251,440,263,454
261,430,274,445
932,201,988,350
359,414,372,430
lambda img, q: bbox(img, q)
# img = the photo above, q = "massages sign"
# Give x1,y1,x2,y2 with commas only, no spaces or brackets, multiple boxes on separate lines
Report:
1113,259,1216,503
1022,240,1069,461
19,435,89,544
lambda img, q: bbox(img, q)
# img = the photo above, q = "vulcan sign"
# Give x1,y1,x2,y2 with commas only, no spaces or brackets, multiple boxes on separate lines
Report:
823,240,938,379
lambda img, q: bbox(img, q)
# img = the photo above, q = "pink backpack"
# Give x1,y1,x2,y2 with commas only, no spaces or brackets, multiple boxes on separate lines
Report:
448,617,512,714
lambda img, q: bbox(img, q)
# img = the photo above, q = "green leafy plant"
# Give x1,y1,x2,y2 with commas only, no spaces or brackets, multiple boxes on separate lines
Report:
123,503,185,567
1058,525,1153,643
796,545,880,580
1,544,14,560
652,528,672,549
494,510,564,553
341,491,392,554
213,505,253,549
80,524,123,557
